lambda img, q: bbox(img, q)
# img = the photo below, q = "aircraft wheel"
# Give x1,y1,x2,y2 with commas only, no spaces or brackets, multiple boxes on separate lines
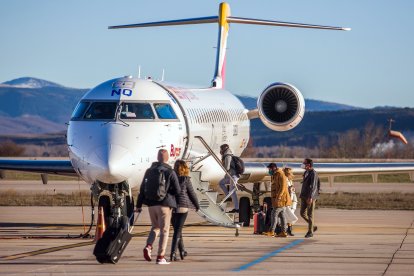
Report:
239,197,251,227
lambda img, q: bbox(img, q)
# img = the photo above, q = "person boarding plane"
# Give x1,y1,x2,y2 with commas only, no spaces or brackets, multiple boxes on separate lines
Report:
1,1,414,251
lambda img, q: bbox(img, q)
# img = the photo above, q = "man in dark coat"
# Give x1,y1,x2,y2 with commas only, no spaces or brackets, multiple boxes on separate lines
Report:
136,149,181,264
300,158,320,238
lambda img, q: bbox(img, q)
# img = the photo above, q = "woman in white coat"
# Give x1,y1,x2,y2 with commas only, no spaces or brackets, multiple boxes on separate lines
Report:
283,167,298,236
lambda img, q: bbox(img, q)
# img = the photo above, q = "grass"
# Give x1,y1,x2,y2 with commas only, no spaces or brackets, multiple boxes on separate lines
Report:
2,171,76,181
317,192,414,210
0,190,92,206
318,173,413,183
1,190,414,210
3,171,413,183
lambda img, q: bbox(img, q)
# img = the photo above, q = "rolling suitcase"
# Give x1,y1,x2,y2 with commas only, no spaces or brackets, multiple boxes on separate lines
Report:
263,198,272,233
93,212,138,264
253,211,266,234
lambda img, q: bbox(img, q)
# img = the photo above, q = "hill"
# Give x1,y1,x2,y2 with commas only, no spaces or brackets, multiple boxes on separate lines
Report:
250,107,414,147
0,77,64,89
1,77,413,157
0,78,87,134
237,96,359,112
0,77,361,135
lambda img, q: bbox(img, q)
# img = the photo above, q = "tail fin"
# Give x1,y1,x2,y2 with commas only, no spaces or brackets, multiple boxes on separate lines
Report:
109,2,350,89
212,2,231,88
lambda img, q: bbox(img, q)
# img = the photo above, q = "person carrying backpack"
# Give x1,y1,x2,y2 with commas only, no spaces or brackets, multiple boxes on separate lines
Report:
218,144,242,213
136,149,181,265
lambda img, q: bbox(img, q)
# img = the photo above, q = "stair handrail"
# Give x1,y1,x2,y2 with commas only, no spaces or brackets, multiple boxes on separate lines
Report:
193,136,239,206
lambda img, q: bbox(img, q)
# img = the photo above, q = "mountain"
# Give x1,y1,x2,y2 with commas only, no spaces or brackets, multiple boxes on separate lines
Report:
0,77,410,139
0,78,88,134
250,108,414,147
0,115,66,134
0,77,64,89
236,96,359,112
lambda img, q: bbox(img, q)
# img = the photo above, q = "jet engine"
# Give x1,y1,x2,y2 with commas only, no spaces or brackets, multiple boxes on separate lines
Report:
257,82,305,131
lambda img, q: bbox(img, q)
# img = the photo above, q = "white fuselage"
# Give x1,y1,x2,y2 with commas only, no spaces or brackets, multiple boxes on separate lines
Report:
67,76,250,189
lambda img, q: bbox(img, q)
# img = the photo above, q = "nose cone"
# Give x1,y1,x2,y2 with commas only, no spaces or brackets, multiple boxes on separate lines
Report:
88,144,135,183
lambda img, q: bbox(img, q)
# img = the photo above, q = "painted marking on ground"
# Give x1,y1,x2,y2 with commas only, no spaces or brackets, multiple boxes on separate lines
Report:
232,239,305,272
0,222,206,261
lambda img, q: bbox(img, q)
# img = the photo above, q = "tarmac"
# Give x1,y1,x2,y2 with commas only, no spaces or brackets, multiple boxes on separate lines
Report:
1,206,414,276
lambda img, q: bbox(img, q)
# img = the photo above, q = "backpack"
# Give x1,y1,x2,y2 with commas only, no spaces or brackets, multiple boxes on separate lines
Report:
143,166,168,201
232,155,245,175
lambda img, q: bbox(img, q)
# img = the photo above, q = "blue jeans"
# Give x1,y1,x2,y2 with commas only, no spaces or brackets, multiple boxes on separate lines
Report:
219,175,239,209
270,207,287,233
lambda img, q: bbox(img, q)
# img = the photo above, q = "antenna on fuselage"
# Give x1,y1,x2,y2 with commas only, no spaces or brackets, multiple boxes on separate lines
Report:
161,69,165,82
109,2,350,89
138,65,141,79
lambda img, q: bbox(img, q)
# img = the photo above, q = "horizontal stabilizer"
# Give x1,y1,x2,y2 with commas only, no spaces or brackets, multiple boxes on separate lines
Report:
109,2,350,89
109,16,218,29
109,15,350,31
227,16,350,31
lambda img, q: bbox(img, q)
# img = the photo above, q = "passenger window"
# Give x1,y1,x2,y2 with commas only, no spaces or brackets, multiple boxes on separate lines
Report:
71,101,90,119
154,103,177,119
84,102,117,120
120,103,154,119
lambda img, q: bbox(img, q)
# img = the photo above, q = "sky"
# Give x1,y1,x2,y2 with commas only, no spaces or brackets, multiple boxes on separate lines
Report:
1,0,413,108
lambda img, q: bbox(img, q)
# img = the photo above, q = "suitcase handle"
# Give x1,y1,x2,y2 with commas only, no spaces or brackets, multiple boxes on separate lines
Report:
128,211,140,233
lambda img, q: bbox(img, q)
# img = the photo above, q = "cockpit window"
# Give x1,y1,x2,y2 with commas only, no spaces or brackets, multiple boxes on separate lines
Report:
120,103,155,119
154,103,177,119
71,101,90,119
83,102,117,120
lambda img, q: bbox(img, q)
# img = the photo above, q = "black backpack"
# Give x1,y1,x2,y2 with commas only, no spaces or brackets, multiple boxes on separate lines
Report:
232,155,245,175
143,166,168,201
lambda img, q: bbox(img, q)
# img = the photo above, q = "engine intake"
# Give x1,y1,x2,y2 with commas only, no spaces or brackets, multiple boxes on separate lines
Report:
257,82,305,131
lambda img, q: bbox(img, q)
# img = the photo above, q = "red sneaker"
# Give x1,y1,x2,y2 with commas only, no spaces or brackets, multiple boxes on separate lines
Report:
143,246,152,262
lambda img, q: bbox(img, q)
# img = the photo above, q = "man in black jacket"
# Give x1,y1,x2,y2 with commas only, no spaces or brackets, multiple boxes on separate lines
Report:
218,144,239,213
136,149,181,265
299,158,320,238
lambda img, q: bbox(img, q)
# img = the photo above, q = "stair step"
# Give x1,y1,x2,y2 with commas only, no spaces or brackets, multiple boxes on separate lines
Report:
205,191,218,203
190,170,238,228
199,181,209,191
191,170,202,178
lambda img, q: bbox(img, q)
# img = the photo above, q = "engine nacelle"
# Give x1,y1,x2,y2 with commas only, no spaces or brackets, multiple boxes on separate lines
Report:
257,82,305,131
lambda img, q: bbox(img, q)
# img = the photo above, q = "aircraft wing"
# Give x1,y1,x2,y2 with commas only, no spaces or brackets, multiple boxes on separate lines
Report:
0,158,77,177
240,161,414,183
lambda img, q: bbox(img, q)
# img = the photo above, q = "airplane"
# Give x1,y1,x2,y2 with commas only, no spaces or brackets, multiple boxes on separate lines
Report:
1,2,414,237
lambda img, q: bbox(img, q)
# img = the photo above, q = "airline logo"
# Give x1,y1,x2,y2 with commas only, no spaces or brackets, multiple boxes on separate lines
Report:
170,144,181,157
111,80,135,97
111,88,133,97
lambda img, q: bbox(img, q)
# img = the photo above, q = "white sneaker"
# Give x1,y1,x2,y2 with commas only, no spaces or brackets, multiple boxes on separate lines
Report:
156,258,170,265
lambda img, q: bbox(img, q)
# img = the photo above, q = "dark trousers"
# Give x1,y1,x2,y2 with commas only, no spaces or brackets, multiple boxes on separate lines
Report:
300,198,316,233
171,212,188,256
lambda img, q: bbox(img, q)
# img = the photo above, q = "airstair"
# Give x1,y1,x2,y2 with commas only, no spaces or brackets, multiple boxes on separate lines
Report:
189,136,242,229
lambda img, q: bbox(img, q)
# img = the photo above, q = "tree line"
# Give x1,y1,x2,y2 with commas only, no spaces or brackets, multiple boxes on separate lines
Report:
1,123,413,158
245,123,414,159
